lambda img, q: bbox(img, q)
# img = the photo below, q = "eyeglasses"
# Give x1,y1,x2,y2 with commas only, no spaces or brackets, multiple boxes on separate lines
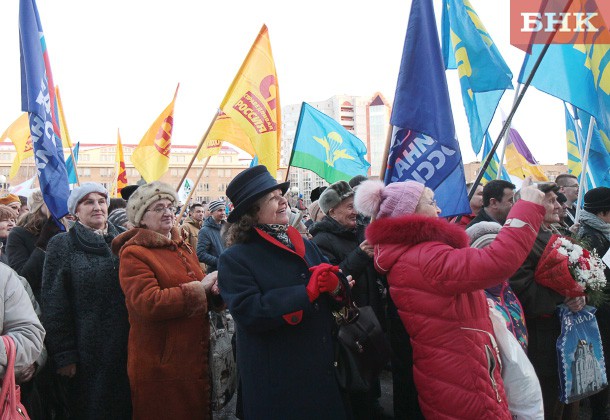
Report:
147,206,177,214
426,200,438,207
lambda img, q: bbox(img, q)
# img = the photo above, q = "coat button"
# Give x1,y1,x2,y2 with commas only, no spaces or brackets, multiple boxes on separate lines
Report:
300,273,306,279
313,303,319,311
322,336,327,343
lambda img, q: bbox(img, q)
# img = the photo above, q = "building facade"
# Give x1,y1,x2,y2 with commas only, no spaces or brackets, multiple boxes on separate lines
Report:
0,143,267,205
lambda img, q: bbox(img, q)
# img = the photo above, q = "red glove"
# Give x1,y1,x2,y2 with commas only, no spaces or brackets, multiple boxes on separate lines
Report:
306,276,320,302
309,263,340,294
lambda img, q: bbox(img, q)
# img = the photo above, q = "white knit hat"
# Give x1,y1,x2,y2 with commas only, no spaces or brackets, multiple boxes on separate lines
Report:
465,221,502,248
68,183,109,214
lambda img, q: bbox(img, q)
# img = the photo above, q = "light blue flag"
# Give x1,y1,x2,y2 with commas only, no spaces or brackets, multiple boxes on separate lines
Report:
65,142,80,184
481,132,509,183
19,0,70,222
441,0,513,154
290,102,370,184
385,0,470,218
575,108,610,187
519,43,610,136
249,155,259,167
565,104,583,179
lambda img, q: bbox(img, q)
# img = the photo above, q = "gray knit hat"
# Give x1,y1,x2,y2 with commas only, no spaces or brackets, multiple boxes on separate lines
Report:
318,181,354,214
208,199,225,213
126,181,177,226
68,182,109,214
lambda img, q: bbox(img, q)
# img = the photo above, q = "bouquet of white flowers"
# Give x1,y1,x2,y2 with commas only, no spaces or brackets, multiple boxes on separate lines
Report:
535,234,607,306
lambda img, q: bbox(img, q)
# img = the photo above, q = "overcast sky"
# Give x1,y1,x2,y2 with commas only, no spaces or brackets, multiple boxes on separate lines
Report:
0,0,566,165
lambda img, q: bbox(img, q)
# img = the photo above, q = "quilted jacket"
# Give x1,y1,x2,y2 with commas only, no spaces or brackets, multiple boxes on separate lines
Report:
366,200,544,419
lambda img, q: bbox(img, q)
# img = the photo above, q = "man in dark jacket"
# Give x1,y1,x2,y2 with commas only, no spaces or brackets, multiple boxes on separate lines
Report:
577,187,610,418
509,182,584,419
467,179,515,228
310,181,386,419
197,199,226,273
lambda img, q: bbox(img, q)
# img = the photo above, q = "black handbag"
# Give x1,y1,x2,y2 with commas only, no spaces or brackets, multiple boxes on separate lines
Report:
334,302,390,392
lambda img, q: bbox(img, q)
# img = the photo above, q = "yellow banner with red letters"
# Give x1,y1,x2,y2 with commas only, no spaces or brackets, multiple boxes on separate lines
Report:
220,25,280,176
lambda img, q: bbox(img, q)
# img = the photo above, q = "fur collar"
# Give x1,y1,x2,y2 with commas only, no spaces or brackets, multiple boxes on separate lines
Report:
112,226,188,255
366,214,470,250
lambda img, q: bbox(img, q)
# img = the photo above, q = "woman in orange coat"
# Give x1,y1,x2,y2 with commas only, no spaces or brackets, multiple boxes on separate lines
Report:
112,181,223,419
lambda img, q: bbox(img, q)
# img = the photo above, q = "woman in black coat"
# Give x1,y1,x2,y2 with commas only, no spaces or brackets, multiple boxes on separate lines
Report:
218,166,349,420
42,183,131,419
310,181,386,419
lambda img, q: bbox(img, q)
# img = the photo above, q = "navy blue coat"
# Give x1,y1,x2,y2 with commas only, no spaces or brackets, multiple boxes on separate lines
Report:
218,226,347,420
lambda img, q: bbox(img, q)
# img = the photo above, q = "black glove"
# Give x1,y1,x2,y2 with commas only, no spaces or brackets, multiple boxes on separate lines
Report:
36,218,61,251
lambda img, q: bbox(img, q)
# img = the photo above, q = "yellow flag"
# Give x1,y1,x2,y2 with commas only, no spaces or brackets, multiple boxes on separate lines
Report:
1,114,33,179
131,85,179,182
55,86,74,149
220,25,280,176
114,130,128,198
197,111,256,160
505,143,549,182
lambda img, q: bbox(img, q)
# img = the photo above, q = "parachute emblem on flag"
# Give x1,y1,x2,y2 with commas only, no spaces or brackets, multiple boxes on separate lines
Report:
313,132,357,167
154,116,173,157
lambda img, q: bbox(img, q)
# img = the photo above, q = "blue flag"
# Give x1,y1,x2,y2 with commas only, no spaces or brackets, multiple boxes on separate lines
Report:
65,142,80,184
565,104,584,180
481,132,509,184
575,108,610,188
519,43,610,137
385,0,470,218
19,0,70,221
290,103,370,184
441,0,512,154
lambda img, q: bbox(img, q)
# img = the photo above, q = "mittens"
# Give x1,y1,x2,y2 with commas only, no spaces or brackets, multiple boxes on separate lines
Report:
309,263,341,296
306,276,320,302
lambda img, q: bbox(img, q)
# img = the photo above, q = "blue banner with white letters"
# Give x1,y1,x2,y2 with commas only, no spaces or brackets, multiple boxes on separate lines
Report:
19,0,70,221
386,0,470,217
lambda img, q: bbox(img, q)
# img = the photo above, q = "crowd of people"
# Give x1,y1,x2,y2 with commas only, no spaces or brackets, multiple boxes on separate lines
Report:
0,166,609,419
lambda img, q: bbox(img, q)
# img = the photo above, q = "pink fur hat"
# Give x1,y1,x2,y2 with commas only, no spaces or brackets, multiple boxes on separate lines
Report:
355,180,425,219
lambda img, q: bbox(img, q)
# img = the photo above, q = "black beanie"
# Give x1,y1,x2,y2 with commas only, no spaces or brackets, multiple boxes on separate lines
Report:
584,187,610,213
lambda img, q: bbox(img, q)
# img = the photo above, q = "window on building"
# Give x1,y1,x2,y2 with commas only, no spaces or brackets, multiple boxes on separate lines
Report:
79,154,90,162
171,169,178,176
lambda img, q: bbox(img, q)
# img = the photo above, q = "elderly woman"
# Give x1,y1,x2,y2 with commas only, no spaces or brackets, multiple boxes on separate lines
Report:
218,165,349,419
510,182,587,418
42,182,131,419
354,177,545,419
310,181,384,418
112,181,222,420
0,205,17,264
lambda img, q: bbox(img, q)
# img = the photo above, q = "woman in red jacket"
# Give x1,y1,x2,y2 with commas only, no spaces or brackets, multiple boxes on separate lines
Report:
354,177,545,419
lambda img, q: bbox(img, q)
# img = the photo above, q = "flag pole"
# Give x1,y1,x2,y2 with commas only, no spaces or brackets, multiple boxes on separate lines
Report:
176,110,220,193
574,116,595,224
496,83,522,178
55,86,80,186
378,126,393,180
570,106,597,189
284,102,308,183
467,0,575,199
175,156,212,226
467,42,553,200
